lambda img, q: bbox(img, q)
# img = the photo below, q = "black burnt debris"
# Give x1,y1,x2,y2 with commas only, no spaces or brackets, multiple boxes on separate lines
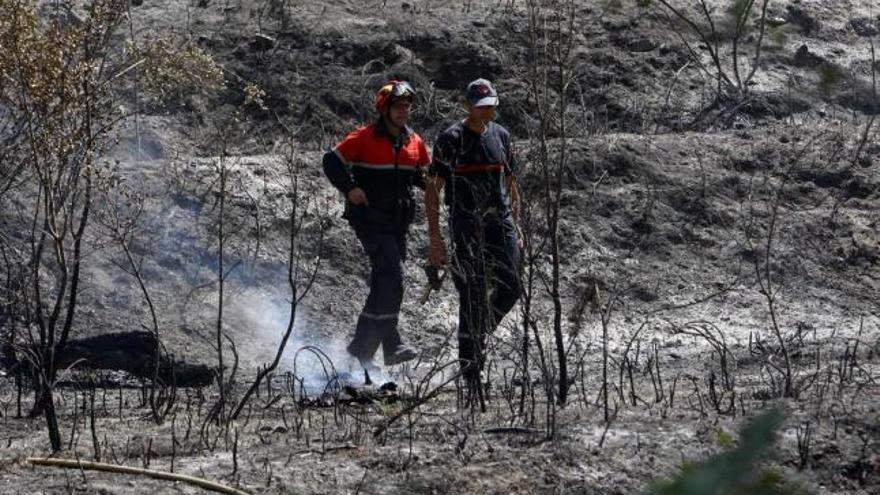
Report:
0,1,877,494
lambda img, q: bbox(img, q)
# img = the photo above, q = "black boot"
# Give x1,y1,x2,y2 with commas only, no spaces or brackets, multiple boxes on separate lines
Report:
381,326,417,365
347,316,382,367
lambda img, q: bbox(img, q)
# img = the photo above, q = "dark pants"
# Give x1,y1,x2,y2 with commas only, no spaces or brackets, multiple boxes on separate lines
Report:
347,226,408,362
451,213,521,380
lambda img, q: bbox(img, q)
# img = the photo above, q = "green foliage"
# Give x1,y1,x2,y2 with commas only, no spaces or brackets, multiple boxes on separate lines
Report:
139,39,225,101
715,428,736,449
645,408,812,495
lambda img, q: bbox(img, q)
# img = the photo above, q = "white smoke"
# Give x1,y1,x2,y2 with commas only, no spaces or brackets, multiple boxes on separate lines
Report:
226,287,395,391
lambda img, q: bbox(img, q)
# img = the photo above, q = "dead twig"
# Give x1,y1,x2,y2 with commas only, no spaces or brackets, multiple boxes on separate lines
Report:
25,457,250,495
483,426,541,435
373,364,463,438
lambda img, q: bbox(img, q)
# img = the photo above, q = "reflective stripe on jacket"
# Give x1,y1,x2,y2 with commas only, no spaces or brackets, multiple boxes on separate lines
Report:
323,122,430,230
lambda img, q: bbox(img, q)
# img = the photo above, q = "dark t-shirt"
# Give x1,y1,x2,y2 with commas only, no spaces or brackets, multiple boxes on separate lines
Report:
429,121,517,217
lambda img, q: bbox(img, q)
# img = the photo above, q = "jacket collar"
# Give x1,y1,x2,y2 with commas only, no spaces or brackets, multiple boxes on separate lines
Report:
374,118,413,147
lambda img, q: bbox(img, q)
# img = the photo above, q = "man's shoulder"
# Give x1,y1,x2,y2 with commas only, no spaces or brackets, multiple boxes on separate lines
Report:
342,124,377,141
436,121,464,142
488,122,511,139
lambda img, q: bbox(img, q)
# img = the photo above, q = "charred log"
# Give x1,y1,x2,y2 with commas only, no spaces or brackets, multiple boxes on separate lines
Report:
4,331,213,388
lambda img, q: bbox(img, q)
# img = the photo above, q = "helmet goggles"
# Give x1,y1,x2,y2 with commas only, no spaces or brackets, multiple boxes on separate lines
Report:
376,80,416,112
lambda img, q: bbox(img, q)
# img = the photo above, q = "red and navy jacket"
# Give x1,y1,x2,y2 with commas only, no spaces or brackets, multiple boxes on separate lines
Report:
429,120,517,218
323,120,430,229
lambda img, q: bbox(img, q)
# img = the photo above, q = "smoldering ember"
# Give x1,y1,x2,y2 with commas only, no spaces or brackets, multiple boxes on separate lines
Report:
0,0,877,493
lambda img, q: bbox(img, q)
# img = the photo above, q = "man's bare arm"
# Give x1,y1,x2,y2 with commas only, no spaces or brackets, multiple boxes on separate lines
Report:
506,174,520,227
425,175,447,266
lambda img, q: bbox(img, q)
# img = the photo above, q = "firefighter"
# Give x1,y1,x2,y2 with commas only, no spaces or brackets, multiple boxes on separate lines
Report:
322,80,430,369
425,78,522,394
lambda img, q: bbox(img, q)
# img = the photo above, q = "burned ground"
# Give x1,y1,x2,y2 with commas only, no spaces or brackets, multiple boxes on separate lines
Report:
0,0,878,494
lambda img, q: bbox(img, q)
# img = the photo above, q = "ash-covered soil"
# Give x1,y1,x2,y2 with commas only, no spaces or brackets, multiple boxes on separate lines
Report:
1,0,878,494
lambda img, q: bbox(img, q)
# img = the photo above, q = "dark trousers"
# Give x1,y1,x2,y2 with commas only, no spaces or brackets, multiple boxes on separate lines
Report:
347,226,408,361
451,213,521,379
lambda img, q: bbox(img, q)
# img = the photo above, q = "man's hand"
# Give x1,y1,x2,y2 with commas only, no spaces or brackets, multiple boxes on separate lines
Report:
428,237,447,267
347,187,369,206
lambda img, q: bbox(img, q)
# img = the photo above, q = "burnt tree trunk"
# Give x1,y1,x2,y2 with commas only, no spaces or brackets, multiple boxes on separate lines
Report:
6,331,213,388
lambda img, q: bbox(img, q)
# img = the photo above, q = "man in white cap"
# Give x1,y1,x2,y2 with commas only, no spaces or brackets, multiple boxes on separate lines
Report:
424,78,522,399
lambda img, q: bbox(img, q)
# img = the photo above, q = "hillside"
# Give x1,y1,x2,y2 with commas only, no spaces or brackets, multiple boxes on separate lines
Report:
0,1,878,493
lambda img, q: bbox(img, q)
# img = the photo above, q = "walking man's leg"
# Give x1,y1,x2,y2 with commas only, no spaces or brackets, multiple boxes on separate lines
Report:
488,217,522,330
347,228,415,366
378,232,417,364
452,252,487,381
451,219,494,409
347,229,386,366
